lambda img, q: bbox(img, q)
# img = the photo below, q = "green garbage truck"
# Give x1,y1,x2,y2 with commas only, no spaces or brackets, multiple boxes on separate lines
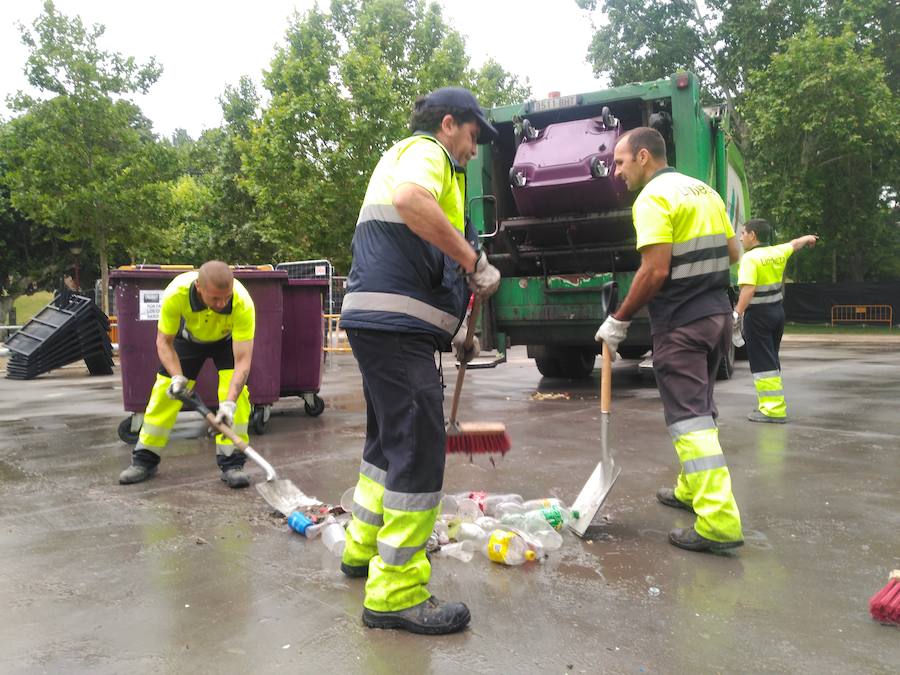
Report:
467,72,750,379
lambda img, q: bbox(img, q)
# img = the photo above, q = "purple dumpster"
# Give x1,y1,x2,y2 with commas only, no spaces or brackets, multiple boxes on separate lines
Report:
279,278,327,416
111,265,287,442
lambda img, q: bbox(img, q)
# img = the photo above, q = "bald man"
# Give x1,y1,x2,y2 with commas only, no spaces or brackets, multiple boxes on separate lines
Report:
119,261,256,488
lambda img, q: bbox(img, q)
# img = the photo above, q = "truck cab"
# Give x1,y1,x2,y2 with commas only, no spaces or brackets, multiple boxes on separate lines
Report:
467,72,750,379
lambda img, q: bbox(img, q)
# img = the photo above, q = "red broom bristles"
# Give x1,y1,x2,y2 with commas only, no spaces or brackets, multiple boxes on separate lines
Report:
446,422,511,456
869,571,900,625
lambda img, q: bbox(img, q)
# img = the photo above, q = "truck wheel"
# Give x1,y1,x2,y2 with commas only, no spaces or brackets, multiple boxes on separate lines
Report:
717,339,735,380
304,394,325,417
118,416,139,445
535,357,562,378
522,119,538,140
557,347,596,379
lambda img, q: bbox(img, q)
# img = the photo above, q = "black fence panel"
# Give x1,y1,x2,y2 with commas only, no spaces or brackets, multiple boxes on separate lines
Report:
783,282,900,325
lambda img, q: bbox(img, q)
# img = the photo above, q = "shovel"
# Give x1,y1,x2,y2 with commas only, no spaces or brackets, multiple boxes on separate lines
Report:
177,389,321,516
569,283,622,538
569,341,622,537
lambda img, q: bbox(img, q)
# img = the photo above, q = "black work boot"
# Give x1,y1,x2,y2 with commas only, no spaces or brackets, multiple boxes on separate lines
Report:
747,410,787,424
656,488,695,513
669,527,743,553
119,450,160,485
341,562,369,578
221,467,250,489
362,596,470,635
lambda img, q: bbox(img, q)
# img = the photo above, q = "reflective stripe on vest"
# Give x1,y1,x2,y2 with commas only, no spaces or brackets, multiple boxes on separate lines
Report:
357,203,403,226
670,233,731,281
668,415,717,440
750,282,784,305
342,291,460,333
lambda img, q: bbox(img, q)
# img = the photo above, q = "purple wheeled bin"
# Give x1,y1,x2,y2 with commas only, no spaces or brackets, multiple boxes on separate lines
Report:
110,265,287,443
279,278,327,416
509,111,630,217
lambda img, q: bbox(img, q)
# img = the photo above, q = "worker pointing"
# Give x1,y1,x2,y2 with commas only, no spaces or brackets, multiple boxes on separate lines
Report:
339,87,500,634
596,127,744,553
734,219,818,423
118,261,255,489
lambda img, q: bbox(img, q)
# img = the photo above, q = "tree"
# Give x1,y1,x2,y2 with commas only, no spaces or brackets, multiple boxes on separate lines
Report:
743,27,899,281
244,0,529,272
1,1,176,313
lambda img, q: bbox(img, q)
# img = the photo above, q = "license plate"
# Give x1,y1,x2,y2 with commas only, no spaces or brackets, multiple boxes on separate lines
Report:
529,94,578,113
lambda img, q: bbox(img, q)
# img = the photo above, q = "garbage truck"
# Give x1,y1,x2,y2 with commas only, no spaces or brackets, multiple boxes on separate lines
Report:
466,72,750,379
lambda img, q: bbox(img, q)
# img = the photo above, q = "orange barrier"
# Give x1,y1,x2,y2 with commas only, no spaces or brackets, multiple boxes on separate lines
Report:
323,313,352,353
109,315,119,344
830,304,893,328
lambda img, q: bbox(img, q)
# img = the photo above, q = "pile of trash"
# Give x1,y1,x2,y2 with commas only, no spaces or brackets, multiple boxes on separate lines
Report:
284,489,580,568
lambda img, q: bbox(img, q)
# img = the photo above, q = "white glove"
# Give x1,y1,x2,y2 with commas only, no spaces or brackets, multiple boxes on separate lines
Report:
166,374,188,400
215,400,237,427
466,250,501,299
451,325,480,364
594,315,631,362
732,311,745,348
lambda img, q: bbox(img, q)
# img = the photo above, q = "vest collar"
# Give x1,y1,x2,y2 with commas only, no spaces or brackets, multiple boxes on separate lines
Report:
411,131,465,175
190,282,233,314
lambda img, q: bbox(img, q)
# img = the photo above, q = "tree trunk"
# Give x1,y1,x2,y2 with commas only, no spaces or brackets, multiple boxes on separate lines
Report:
0,295,15,327
832,249,837,283
99,231,109,315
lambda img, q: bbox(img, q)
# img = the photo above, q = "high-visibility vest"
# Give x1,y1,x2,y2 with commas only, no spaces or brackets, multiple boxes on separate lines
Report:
738,243,794,305
158,271,255,343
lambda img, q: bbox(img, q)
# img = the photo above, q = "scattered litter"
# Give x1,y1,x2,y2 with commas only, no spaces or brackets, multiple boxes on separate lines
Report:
184,604,190,608
531,392,570,400
195,537,208,546
648,587,660,597
282,644,290,650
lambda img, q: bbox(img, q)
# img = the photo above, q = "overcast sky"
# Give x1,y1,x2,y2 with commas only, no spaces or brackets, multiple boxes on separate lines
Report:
0,0,608,139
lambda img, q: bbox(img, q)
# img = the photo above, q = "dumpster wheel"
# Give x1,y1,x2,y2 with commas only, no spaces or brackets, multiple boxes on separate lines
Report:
303,394,325,417
250,405,271,435
117,415,140,445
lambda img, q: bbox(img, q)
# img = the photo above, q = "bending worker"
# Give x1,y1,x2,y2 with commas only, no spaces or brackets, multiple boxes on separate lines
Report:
596,127,744,553
734,218,818,423
339,87,501,634
119,261,255,489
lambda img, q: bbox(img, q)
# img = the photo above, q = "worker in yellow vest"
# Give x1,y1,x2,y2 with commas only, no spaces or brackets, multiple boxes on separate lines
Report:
118,261,255,488
596,127,743,553
734,219,818,423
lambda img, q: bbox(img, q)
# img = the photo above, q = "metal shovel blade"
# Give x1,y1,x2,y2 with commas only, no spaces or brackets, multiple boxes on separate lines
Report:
568,458,621,538
256,479,321,517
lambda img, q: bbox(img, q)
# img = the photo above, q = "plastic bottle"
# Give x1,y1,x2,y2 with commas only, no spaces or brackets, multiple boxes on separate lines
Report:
433,519,451,545
534,505,580,531
457,498,481,522
499,511,564,552
483,529,537,566
475,515,504,531
287,511,315,535
456,521,488,545
434,540,475,563
482,493,524,515
521,497,564,511
319,519,346,557
440,494,459,516
492,501,527,517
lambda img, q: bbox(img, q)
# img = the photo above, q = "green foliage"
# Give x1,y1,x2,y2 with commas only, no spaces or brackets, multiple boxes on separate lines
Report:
245,0,528,272
743,27,899,281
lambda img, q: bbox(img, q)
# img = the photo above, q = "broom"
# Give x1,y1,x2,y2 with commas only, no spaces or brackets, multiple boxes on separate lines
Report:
446,296,510,456
869,570,900,625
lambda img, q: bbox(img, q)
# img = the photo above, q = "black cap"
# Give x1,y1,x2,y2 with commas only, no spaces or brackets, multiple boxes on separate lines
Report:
419,87,499,144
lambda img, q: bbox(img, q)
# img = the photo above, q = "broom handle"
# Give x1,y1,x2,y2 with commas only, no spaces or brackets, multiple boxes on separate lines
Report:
600,340,612,413
448,296,481,426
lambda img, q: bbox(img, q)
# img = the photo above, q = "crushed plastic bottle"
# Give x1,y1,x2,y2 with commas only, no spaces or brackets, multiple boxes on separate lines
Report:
499,512,564,552
492,501,527,517
483,529,537,566
457,498,481,522
475,515,503,531
434,540,475,562
289,513,346,557
440,494,459,516
456,521,489,545
433,519,451,545
521,497,564,511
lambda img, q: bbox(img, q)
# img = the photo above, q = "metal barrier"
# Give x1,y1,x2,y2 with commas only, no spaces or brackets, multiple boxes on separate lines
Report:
1,325,23,342
323,313,352,353
277,259,334,314
108,316,119,344
830,304,893,327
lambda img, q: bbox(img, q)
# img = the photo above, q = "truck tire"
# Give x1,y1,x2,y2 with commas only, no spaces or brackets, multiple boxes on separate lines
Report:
535,357,562,378
557,347,596,379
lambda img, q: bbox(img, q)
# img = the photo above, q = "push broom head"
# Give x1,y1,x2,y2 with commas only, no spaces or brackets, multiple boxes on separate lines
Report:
446,421,511,456
869,570,900,625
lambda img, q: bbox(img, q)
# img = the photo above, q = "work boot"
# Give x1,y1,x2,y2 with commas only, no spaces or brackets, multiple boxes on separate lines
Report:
362,596,470,635
669,526,743,553
656,488,695,513
747,410,787,424
118,463,158,485
340,562,369,578
221,467,250,489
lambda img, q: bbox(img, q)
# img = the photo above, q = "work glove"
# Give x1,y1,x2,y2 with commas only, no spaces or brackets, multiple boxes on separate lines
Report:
215,400,237,428
451,324,480,365
732,311,745,348
466,250,501,299
594,315,631,362
165,374,188,400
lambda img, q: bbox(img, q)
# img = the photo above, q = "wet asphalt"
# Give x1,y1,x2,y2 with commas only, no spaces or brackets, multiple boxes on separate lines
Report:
1,341,898,674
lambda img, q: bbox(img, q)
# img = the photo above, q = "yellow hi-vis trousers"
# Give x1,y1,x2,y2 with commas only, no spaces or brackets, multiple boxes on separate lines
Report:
136,370,250,459
670,419,743,542
753,370,787,418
